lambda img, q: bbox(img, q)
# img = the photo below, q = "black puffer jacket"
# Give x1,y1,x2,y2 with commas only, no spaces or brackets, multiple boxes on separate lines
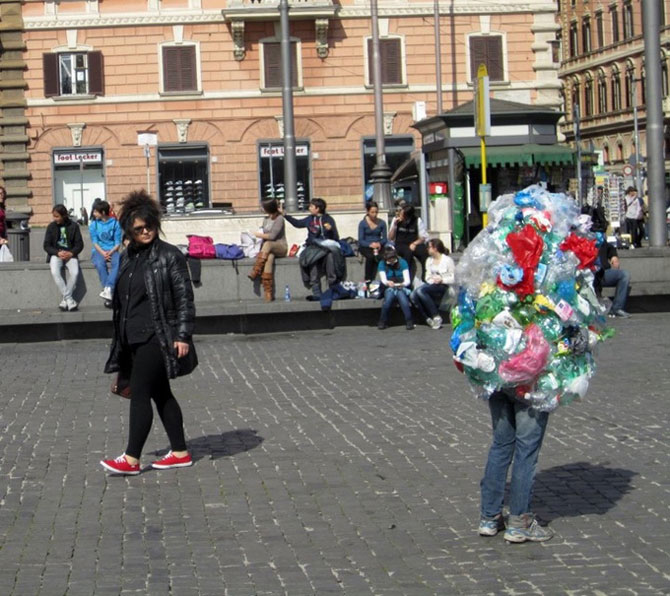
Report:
104,238,196,379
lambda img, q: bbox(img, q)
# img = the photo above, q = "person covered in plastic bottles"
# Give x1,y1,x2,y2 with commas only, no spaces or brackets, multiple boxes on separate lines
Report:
357,200,387,283
594,238,631,318
376,245,414,330
410,238,455,329
388,202,429,282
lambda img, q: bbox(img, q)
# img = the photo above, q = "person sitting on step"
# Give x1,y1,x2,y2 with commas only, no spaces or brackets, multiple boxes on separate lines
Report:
247,198,287,301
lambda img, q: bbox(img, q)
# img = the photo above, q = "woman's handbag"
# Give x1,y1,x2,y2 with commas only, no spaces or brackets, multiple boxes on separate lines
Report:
177,341,199,377
110,372,131,399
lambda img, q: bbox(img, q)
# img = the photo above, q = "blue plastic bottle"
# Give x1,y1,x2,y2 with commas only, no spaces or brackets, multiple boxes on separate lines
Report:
284,285,291,302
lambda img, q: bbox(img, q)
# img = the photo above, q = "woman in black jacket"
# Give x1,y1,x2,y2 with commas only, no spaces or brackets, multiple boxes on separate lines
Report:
101,190,198,475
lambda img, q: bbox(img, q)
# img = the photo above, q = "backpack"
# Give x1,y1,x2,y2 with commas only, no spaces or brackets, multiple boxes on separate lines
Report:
339,238,355,257
187,235,216,259
215,243,245,260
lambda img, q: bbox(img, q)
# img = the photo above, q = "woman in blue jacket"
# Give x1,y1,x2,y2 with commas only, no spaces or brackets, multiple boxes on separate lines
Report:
90,200,123,303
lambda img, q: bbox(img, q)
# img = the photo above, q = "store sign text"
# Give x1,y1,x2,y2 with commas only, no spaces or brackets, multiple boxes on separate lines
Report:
260,146,309,158
54,152,103,165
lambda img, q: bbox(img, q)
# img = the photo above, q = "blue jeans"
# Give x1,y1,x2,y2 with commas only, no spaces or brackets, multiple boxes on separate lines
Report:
480,391,549,518
379,286,413,324
92,251,120,290
411,283,446,321
602,267,630,312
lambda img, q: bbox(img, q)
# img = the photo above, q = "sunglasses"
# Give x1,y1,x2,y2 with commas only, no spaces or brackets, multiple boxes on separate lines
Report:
132,224,153,235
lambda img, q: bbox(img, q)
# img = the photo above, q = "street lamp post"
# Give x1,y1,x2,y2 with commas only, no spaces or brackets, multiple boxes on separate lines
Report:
369,0,392,210
279,0,298,212
632,78,642,197
433,0,443,114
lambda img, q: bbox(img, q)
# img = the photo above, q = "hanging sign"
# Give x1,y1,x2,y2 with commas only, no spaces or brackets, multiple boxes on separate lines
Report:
54,151,103,165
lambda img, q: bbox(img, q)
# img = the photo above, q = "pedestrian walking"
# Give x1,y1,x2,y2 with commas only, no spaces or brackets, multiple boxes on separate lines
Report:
623,186,644,248
43,204,84,311
101,190,198,475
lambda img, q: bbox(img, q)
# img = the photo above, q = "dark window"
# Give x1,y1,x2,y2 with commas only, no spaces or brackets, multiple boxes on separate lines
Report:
569,22,579,57
263,42,298,89
43,51,104,97
367,38,403,85
623,1,634,38
625,67,635,108
469,36,504,81
596,11,604,48
597,73,608,112
572,81,580,110
582,17,591,53
162,45,197,92
662,56,668,98
584,76,594,116
611,6,620,43
611,70,621,110
550,39,560,63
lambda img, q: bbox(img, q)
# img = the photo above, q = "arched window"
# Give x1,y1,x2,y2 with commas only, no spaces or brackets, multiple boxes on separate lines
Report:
662,51,669,98
611,65,622,111
603,145,610,164
625,61,636,108
617,142,624,161
584,73,594,116
597,69,608,113
640,65,646,105
572,77,581,113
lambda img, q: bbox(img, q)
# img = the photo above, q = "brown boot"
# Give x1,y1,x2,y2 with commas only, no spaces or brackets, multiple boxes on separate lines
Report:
248,252,268,280
261,273,274,302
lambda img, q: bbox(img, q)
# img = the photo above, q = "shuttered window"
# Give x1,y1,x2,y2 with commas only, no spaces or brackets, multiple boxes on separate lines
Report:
469,36,504,82
162,45,198,92
262,42,298,89
43,51,104,97
366,38,403,85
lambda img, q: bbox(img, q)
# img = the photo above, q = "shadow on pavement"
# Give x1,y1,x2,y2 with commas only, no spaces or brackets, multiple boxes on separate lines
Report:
532,461,637,523
183,428,265,462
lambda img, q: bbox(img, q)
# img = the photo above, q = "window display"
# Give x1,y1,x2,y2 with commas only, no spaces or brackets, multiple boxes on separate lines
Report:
158,145,209,215
258,142,310,211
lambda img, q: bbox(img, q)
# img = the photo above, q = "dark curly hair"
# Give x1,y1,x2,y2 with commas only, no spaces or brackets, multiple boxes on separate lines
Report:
118,190,162,244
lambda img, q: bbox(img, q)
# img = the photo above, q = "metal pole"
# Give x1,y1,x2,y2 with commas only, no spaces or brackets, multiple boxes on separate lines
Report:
573,102,582,206
433,0,443,114
632,79,642,196
369,0,392,210
642,0,667,246
279,0,298,212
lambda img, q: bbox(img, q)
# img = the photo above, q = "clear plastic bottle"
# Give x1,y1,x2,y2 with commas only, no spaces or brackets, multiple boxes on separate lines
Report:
284,285,291,302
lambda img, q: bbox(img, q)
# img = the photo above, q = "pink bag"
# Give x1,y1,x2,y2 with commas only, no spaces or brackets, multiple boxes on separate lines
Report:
187,235,216,259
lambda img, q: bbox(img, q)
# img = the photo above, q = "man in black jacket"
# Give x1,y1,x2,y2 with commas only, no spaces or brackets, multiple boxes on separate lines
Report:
43,204,84,311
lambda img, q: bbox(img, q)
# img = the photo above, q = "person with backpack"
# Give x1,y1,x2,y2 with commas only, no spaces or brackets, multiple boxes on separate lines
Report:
89,200,123,304
247,198,287,301
43,204,84,311
377,245,414,330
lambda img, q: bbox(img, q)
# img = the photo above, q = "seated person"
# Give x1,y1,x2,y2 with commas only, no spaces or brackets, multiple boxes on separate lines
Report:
43,204,84,311
388,202,429,282
377,245,414,330
283,197,342,300
358,200,387,283
595,238,631,318
411,238,455,329
89,200,122,303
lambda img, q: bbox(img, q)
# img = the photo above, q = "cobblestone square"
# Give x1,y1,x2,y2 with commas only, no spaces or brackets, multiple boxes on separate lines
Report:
0,314,669,595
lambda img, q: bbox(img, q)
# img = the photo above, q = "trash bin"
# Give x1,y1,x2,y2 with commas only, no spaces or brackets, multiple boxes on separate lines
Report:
5,211,31,262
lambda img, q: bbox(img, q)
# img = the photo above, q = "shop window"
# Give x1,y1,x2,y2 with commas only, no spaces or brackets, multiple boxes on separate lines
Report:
257,141,311,211
569,22,578,57
262,42,299,89
469,35,504,81
162,45,198,93
366,38,404,86
361,136,414,203
596,11,604,48
611,6,620,43
157,145,210,214
43,52,104,97
582,16,591,53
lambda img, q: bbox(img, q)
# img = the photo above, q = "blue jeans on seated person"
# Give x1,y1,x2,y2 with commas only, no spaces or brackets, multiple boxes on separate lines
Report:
92,251,120,290
480,391,549,518
411,283,446,321
601,267,630,313
380,286,413,324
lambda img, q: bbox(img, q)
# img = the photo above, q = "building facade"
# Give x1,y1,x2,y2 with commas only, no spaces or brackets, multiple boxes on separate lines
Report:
558,0,670,181
11,0,560,224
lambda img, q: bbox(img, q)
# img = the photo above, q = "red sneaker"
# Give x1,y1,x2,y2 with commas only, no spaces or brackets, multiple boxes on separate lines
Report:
100,454,140,475
151,451,193,470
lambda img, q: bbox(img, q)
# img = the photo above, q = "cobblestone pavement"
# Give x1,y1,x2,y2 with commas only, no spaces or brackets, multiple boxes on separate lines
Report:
1,314,669,595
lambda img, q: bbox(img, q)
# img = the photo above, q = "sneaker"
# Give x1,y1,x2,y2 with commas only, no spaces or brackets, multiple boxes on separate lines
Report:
479,515,505,536
100,454,140,475
405,322,415,330
425,317,434,328
431,315,443,330
65,297,78,311
99,287,113,301
611,309,631,318
151,451,193,470
58,299,67,311
504,514,554,543
377,320,388,330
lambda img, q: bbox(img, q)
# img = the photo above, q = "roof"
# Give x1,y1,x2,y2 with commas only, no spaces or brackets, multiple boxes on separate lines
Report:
446,98,562,117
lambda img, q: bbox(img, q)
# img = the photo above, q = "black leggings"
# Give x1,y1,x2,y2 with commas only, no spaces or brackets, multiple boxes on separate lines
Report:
396,243,428,281
359,246,381,281
126,339,187,459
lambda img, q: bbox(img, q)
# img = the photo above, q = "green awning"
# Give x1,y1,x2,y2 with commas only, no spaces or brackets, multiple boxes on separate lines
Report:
460,144,574,168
